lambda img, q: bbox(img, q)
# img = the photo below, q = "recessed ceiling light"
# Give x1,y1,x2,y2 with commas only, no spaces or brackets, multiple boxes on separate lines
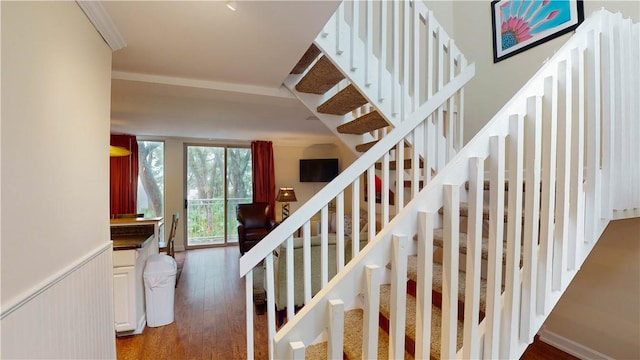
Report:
226,0,237,11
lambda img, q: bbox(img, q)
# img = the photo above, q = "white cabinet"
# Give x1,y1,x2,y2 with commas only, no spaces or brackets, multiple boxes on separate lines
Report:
113,265,135,332
112,235,158,334
111,217,162,335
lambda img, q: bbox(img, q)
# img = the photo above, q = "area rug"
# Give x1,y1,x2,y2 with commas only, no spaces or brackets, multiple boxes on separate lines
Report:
174,251,185,287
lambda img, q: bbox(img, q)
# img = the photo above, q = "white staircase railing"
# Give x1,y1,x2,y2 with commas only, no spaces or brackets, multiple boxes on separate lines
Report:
286,0,468,171
241,2,476,358
264,9,639,359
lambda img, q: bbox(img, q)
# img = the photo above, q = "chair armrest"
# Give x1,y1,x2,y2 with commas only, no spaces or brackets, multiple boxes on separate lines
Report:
237,224,246,239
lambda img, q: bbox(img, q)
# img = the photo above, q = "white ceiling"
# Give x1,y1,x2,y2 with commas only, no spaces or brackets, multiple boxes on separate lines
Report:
104,0,341,145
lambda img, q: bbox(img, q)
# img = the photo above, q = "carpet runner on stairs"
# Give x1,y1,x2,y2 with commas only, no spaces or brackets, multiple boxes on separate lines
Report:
305,308,414,360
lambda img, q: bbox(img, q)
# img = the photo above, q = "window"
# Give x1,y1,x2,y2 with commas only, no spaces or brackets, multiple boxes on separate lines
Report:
137,141,164,218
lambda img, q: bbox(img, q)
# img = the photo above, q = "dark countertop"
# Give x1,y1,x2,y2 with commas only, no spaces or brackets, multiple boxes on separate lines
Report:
112,234,154,251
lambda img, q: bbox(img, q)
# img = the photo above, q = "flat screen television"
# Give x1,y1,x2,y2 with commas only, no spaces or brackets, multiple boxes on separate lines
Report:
299,158,339,182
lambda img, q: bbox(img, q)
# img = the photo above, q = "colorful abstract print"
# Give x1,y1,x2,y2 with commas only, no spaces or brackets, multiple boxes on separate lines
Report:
499,0,571,50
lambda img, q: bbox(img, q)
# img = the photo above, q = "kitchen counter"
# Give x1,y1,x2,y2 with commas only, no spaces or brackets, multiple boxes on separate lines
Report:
111,234,154,251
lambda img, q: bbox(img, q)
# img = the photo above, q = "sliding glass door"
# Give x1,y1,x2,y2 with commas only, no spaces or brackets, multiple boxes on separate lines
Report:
185,145,252,248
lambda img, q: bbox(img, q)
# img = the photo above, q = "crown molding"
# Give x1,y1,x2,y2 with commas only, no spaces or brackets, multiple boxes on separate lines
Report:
76,1,126,51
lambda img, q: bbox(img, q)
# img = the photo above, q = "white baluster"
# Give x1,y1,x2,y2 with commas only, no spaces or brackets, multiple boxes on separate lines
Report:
351,179,361,257
521,96,542,342
328,299,344,359
396,141,404,208
286,234,295,321
500,114,524,359
363,265,381,359
321,205,329,287
303,221,312,304
365,0,373,87
538,76,558,315
265,253,276,360
415,211,435,359
484,135,505,360
463,157,484,359
350,0,358,72
367,167,376,241
442,184,460,360
245,270,254,360
584,29,601,247
553,59,571,291
389,234,409,360
382,150,390,226
336,192,345,271
289,341,305,360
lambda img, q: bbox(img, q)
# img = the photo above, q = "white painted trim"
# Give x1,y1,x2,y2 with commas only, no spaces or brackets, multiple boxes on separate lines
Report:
112,71,297,99
612,208,640,220
0,241,112,318
76,1,126,51
538,327,614,360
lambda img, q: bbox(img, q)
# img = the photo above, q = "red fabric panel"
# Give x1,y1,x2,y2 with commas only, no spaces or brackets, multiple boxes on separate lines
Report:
110,134,139,217
251,141,276,222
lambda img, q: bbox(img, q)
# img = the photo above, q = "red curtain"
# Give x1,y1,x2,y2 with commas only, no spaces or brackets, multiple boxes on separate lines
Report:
251,140,276,221
110,134,139,217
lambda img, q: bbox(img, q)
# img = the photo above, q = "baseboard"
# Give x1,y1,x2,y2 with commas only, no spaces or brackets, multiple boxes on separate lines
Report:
538,327,614,360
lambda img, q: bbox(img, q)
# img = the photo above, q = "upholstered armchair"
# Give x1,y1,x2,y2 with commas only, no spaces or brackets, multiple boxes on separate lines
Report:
236,203,278,255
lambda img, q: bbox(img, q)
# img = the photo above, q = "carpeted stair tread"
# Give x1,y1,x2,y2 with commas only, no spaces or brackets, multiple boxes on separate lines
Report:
317,84,368,115
405,255,489,315
438,202,497,221
305,309,412,360
432,228,522,266
304,341,327,360
342,309,413,360
379,284,463,360
355,140,378,153
337,110,389,134
295,56,345,94
433,228,498,263
375,158,424,170
291,44,321,74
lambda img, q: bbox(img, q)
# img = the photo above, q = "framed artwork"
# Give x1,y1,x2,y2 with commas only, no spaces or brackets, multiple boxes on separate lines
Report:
491,0,585,63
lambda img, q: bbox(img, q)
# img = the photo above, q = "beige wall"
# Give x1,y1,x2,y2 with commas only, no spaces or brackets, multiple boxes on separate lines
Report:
446,1,639,143
1,1,112,305
543,218,640,359
274,142,357,221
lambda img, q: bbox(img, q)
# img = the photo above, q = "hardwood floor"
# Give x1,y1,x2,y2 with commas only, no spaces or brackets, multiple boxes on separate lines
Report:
116,247,577,360
116,247,269,360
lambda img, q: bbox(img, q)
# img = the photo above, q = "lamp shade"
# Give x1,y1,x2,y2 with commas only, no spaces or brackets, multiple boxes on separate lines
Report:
110,145,132,157
276,187,297,202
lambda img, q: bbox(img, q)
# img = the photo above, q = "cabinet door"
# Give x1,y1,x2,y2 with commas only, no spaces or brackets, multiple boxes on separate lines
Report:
113,266,136,332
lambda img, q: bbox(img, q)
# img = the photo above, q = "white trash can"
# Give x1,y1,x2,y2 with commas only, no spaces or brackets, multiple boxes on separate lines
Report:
144,254,177,327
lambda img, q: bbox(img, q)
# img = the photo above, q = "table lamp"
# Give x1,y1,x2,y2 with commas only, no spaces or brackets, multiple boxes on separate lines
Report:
276,187,297,220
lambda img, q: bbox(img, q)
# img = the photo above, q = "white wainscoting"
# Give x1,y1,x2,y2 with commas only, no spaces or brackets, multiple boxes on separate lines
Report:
1,242,116,359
